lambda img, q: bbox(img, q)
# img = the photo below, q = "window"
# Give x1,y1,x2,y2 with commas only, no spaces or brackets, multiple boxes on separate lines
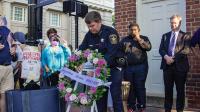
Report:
49,12,61,27
11,6,27,22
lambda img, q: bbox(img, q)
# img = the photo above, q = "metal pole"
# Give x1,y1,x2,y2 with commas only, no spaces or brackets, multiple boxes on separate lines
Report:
28,0,36,41
36,6,43,40
75,15,79,49
28,0,43,45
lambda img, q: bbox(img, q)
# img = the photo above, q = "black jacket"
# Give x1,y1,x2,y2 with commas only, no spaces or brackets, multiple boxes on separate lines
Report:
120,35,151,66
79,25,125,67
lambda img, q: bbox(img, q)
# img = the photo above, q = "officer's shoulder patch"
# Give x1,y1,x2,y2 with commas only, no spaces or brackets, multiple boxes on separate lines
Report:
109,34,118,44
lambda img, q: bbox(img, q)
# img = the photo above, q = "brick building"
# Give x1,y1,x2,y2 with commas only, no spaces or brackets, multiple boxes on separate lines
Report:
115,0,200,109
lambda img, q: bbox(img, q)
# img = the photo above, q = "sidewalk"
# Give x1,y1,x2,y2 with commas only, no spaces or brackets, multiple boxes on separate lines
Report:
63,104,200,112
122,100,200,112
146,106,200,112
145,96,200,112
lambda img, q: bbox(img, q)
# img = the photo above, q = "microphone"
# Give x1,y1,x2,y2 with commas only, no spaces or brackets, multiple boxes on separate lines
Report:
36,39,44,45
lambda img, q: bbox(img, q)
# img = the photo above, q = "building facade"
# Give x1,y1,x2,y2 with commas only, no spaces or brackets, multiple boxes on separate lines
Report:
0,0,114,49
115,0,200,109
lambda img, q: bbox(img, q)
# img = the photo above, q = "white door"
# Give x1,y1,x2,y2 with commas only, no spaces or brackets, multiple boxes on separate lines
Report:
137,0,186,97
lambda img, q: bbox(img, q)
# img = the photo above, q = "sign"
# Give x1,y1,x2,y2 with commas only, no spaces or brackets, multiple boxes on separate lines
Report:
60,68,111,87
21,46,41,81
37,0,57,7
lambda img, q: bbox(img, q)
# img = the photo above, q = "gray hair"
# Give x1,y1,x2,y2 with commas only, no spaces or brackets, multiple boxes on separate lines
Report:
0,16,7,26
170,14,182,21
84,11,102,24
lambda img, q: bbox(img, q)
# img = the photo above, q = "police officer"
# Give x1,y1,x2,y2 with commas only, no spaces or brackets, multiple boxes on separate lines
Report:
121,23,151,112
79,11,125,112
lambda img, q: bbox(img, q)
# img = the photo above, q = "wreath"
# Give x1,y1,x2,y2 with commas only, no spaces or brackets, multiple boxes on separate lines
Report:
58,49,110,106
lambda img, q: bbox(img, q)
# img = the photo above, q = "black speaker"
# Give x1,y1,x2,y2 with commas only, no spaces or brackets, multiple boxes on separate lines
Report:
76,2,88,18
63,0,75,14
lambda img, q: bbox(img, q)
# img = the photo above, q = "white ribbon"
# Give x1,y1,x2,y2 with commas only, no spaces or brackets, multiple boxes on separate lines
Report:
60,67,111,88
91,100,98,112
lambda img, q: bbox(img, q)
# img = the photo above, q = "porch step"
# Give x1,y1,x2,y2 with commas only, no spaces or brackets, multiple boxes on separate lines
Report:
146,96,165,107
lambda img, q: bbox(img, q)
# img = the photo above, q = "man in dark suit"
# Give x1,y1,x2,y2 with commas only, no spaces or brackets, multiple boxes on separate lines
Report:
159,15,191,112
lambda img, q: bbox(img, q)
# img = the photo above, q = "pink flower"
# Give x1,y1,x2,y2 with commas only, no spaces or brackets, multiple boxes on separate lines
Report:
95,67,101,77
58,82,65,90
68,55,77,62
65,93,71,101
97,59,106,67
89,87,97,94
103,68,107,76
83,50,91,58
78,93,86,98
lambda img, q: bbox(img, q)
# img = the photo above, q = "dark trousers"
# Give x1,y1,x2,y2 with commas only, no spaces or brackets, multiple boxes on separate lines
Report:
163,64,187,111
109,67,124,112
14,75,24,89
14,69,24,89
96,88,108,112
46,71,60,87
125,64,148,110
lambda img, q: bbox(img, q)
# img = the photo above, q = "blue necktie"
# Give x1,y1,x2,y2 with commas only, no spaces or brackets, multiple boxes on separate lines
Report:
168,33,176,56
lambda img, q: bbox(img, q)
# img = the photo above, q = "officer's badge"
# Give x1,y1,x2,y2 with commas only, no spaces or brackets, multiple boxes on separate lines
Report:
118,58,125,64
116,57,127,67
109,34,118,44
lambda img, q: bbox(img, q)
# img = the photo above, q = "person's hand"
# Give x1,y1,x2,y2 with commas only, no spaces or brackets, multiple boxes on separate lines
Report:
87,71,94,77
10,47,16,55
164,55,174,65
45,66,50,73
16,61,22,68
0,44,4,50
76,64,83,73
38,44,42,52
134,32,141,41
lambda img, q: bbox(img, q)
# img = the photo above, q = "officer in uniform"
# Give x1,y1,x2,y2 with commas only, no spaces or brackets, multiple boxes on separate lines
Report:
120,23,151,112
79,11,125,112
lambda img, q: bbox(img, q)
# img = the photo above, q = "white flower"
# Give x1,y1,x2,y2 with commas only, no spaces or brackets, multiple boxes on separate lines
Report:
93,58,98,64
87,53,93,61
69,94,77,101
59,74,64,78
66,88,73,93
75,50,82,56
80,97,88,105
74,49,78,53
74,98,79,103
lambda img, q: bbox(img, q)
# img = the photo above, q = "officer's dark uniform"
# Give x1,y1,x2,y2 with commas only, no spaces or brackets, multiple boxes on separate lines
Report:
120,35,151,111
79,24,125,112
